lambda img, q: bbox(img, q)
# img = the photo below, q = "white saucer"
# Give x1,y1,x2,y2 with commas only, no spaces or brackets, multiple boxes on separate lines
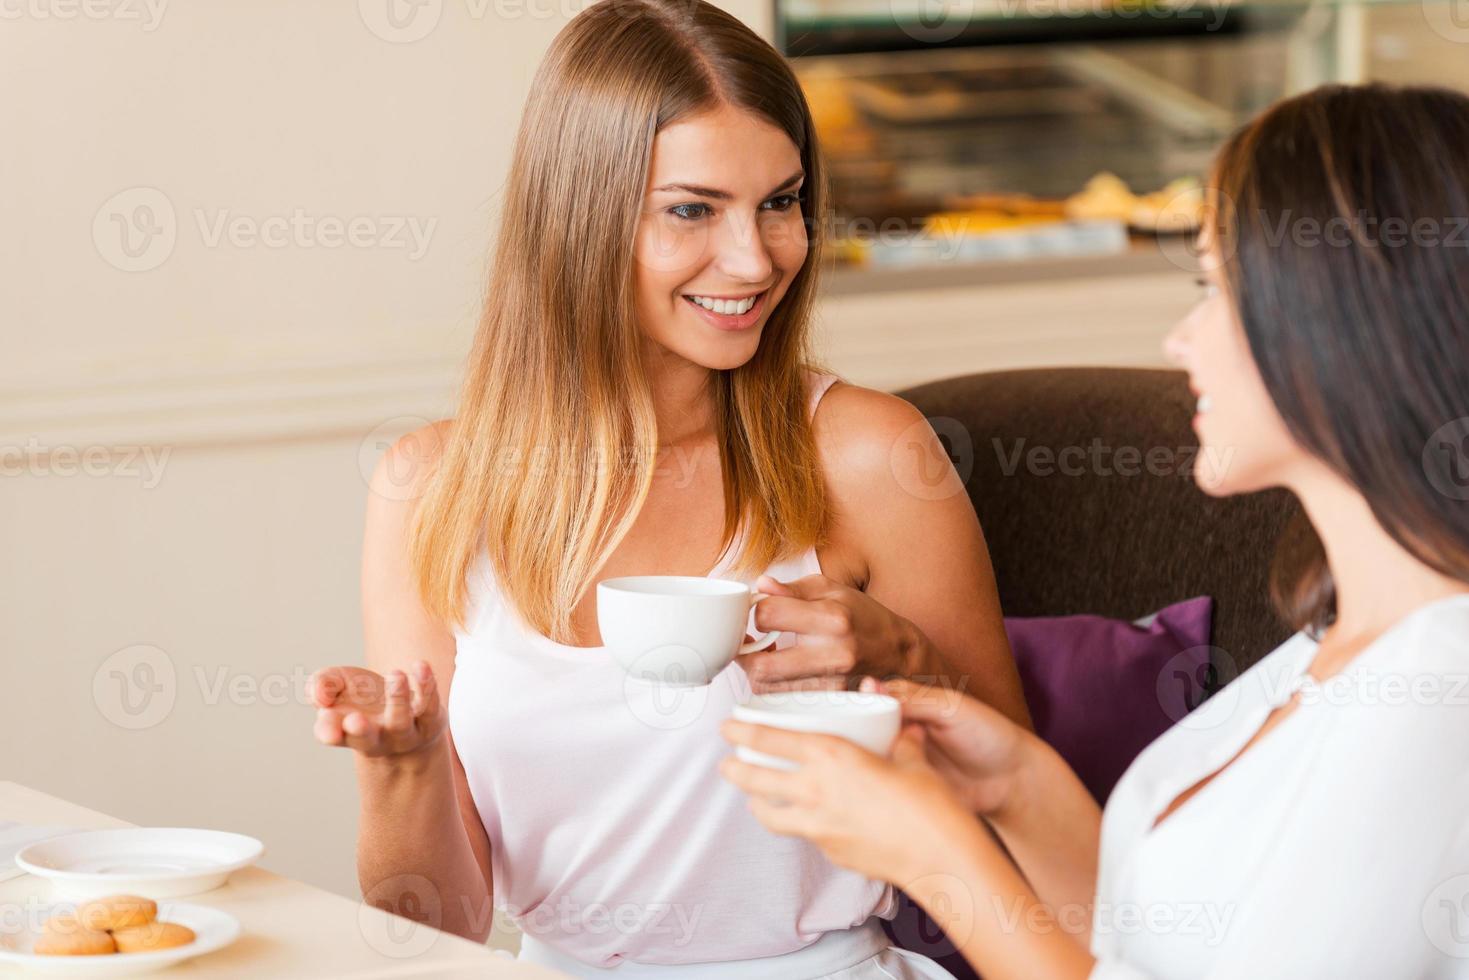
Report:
16,829,264,900
0,901,240,976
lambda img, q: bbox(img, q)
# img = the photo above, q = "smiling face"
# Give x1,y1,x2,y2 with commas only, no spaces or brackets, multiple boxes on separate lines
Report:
1163,240,1307,496
632,103,809,372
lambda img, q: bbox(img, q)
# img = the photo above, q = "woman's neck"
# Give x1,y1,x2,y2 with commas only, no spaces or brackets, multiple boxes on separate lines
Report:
643,347,716,446
1293,464,1468,643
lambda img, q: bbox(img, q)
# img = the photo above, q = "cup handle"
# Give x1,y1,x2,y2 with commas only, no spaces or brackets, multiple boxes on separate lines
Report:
739,592,780,654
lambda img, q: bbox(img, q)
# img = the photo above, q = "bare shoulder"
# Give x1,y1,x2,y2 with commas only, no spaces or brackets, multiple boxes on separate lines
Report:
811,382,952,501
366,419,455,512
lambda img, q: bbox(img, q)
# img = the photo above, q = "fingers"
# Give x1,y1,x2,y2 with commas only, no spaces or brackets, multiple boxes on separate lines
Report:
382,670,412,734
340,710,387,753
409,660,439,719
890,724,928,766
754,574,794,597
741,645,853,685
881,678,965,725
751,676,847,694
754,574,838,603
721,720,849,766
314,707,346,745
752,594,849,637
718,755,812,807
313,707,382,753
310,668,344,708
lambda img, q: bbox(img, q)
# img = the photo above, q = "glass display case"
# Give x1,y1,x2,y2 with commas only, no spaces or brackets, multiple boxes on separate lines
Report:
781,0,1446,270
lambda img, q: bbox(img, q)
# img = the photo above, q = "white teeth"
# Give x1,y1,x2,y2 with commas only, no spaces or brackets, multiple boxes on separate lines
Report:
687,294,756,315
1197,394,1213,414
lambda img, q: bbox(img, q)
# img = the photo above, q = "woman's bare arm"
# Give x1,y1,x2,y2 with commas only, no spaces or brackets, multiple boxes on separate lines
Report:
352,422,496,942
816,385,1032,728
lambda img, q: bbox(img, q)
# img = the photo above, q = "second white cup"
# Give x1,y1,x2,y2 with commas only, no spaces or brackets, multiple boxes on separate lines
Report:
731,691,902,771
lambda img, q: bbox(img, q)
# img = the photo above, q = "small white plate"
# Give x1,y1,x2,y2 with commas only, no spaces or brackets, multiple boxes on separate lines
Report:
0,901,240,976
16,829,264,900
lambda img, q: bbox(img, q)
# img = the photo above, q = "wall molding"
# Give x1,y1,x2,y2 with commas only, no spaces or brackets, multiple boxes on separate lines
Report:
0,350,462,452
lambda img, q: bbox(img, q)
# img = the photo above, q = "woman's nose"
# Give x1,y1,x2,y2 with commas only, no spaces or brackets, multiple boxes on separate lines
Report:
1162,321,1191,368
713,211,774,284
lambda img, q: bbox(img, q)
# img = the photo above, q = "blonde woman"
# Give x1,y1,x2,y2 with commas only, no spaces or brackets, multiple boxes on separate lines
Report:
309,0,1026,976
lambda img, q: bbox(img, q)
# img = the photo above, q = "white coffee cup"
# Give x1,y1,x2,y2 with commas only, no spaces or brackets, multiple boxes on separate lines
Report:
731,691,902,771
596,576,780,687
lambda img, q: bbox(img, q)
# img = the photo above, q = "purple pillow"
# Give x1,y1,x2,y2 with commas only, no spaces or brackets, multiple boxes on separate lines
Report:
1008,596,1214,804
882,597,1213,978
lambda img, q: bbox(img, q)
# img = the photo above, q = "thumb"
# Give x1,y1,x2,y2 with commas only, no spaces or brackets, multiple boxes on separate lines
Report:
757,573,834,601
755,574,796,597
890,723,927,767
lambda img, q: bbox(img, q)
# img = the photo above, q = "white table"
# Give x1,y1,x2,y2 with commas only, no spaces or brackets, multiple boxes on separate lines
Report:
0,782,565,979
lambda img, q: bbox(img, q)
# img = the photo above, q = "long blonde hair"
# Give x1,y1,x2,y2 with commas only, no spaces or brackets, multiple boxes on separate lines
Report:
410,0,830,642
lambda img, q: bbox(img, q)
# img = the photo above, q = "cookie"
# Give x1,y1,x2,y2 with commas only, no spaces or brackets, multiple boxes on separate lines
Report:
110,920,196,953
77,894,157,932
39,911,83,936
32,927,116,956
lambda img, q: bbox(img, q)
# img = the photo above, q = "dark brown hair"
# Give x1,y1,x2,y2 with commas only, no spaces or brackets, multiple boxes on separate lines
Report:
1209,83,1469,635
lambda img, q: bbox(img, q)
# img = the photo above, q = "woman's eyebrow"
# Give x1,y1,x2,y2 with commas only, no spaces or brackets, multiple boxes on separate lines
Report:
650,169,805,201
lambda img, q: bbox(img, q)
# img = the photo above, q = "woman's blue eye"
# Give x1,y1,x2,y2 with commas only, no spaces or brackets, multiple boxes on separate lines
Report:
670,203,712,221
762,194,799,212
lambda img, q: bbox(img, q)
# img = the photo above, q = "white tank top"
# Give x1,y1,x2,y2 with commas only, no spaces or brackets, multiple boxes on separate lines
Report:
448,372,896,969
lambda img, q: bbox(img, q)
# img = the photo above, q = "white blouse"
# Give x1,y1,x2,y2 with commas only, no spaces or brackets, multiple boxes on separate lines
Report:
1089,594,1469,979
